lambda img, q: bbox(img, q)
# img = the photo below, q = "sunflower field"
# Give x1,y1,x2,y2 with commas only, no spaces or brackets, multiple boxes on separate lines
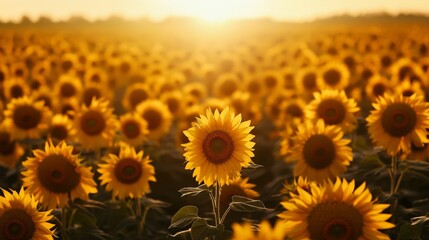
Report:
1,16,429,240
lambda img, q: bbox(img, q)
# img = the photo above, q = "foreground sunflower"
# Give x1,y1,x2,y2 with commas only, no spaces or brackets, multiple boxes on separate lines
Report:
0,188,55,240
3,96,52,140
21,141,97,209
306,89,360,133
73,98,117,150
183,107,255,186
232,220,288,240
366,94,429,156
291,120,353,183
98,144,156,199
279,178,394,240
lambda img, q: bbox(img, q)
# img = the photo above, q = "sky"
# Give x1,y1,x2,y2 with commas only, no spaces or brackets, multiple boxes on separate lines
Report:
1,0,429,22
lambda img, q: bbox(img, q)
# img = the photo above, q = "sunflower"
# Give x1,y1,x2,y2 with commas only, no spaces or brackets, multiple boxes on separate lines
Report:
220,177,259,207
59,53,79,74
306,89,360,133
0,123,24,169
295,67,319,97
84,68,108,85
81,83,111,107
291,120,353,183
32,86,54,109
261,70,282,92
122,83,152,111
0,188,55,240
279,178,395,240
10,62,28,79
203,98,228,113
74,98,117,150
183,82,207,102
244,76,264,99
98,144,156,199
118,113,149,146
407,142,429,161
57,97,80,119
318,62,350,90
3,96,52,140
48,114,76,142
29,75,47,91
54,74,83,99
366,94,429,156
279,98,306,125
183,107,255,186
0,64,9,85
213,73,240,98
21,141,97,209
231,220,288,240
136,99,172,142
160,90,185,117
395,79,425,98
365,75,392,100
3,78,30,100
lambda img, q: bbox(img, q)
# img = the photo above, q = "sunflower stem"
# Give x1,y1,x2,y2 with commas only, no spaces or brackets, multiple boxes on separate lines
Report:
136,197,143,235
140,206,150,235
389,154,398,196
209,188,217,225
220,206,231,224
61,207,69,240
215,181,221,227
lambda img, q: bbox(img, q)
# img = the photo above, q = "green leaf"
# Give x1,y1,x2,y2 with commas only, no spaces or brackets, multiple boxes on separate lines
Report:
397,222,422,240
359,154,384,169
190,219,219,240
216,230,232,240
229,195,267,212
170,205,200,229
179,185,210,197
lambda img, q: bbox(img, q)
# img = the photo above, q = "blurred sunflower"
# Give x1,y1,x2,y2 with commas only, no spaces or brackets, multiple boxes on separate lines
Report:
48,114,76,142
279,178,394,239
28,74,47,91
32,86,54,109
57,97,80,119
3,78,30,100
10,62,28,79
295,67,319,97
84,68,108,85
213,73,240,98
318,62,350,90
3,96,52,140
183,82,207,102
74,98,117,150
203,98,228,113
395,79,425,98
367,94,429,155
136,99,172,142
279,98,306,123
81,83,111,107
98,144,156,199
54,74,83,99
59,53,79,74
261,70,282,92
231,220,288,240
407,142,429,161
244,76,264,99
0,123,24,169
21,141,97,209
306,89,360,133
160,90,185,118
122,83,152,111
365,75,392,100
291,120,352,183
0,64,9,85
0,188,55,240
183,107,255,186
220,177,259,207
118,113,149,146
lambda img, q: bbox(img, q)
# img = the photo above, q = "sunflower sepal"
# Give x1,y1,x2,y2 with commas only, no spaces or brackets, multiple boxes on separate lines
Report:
229,195,268,212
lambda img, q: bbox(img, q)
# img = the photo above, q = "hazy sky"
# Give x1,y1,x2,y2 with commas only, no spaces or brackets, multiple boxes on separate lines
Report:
1,0,428,22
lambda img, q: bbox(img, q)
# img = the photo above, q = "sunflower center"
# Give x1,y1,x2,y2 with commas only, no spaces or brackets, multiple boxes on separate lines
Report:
402,90,415,97
248,80,260,94
166,98,180,114
129,89,148,109
286,104,304,118
381,56,392,68
220,184,246,206
317,99,346,125
303,73,316,89
83,88,101,106
142,109,162,131
50,125,68,140
399,66,412,81
114,158,142,184
10,85,24,99
381,103,417,137
0,209,35,240
0,132,15,155
62,60,73,72
202,130,234,164
308,201,363,240
37,154,80,193
303,134,336,169
80,110,106,136
12,105,42,130
122,120,140,139
265,76,277,88
323,69,341,86
60,83,77,98
372,83,386,97
221,81,237,97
